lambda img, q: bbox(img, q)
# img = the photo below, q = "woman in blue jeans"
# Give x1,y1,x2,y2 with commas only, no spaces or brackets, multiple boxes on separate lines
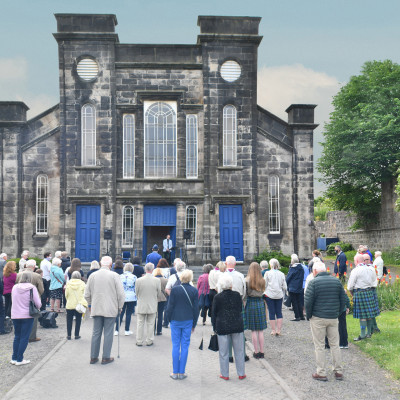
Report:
165,269,199,380
11,271,42,365
264,258,287,335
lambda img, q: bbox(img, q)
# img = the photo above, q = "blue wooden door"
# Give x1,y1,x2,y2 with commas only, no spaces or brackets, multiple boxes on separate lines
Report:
76,205,100,262
219,205,244,261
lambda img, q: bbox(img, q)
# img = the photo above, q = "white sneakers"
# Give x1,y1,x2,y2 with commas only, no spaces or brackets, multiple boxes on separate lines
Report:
11,360,30,366
124,331,133,336
114,331,119,336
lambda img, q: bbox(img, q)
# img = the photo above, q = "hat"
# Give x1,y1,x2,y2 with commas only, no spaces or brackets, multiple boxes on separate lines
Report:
152,244,159,250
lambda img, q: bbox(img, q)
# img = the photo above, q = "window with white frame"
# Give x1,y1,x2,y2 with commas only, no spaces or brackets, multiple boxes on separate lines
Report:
185,206,197,246
122,206,134,247
36,174,48,234
223,105,237,166
186,114,198,178
123,114,135,178
81,104,96,166
144,101,177,177
268,176,280,234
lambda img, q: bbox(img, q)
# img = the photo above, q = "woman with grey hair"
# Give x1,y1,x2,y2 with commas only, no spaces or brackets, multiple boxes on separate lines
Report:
165,269,199,380
264,258,287,336
86,260,100,280
65,271,88,340
115,263,137,336
260,260,269,277
212,273,246,380
11,271,41,365
286,254,305,321
197,264,213,325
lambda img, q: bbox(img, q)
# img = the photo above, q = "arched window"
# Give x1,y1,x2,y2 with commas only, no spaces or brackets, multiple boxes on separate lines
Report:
36,174,48,234
185,206,197,246
268,176,280,234
81,104,96,166
223,105,237,166
123,114,135,178
122,206,134,247
144,102,177,177
186,115,198,178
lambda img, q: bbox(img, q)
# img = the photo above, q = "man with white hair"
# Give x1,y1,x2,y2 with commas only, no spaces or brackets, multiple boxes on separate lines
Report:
16,259,44,342
135,262,161,346
0,253,7,280
305,262,346,381
85,256,125,365
19,250,29,272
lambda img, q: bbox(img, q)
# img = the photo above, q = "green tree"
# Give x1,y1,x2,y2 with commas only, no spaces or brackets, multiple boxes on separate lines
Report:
318,60,400,227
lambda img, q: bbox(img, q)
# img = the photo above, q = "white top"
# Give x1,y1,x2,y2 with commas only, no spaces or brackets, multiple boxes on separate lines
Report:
347,264,377,291
208,269,222,290
373,257,384,279
40,259,52,281
304,274,314,293
264,269,287,299
217,269,246,300
152,268,170,279
163,239,173,252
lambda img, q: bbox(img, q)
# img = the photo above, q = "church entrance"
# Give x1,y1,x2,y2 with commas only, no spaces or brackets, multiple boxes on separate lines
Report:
142,205,176,262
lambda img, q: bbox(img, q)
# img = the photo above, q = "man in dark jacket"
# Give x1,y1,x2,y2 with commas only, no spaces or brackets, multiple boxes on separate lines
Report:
132,257,145,279
305,261,346,382
334,245,347,281
286,254,304,321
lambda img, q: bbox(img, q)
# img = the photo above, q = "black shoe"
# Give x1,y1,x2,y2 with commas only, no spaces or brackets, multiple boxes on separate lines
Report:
290,318,300,322
156,332,162,336
229,357,234,363
325,345,330,349
75,336,81,340
253,352,259,359
372,328,381,334
162,324,169,328
353,335,366,341
244,355,249,362
300,317,305,320
67,336,71,340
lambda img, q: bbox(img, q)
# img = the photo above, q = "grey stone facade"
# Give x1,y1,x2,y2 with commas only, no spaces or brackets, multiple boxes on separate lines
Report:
0,14,317,263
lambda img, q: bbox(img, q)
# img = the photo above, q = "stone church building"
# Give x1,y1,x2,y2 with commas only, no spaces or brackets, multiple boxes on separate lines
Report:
0,14,316,264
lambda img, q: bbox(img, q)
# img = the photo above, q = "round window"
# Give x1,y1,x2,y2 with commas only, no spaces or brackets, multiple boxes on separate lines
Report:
220,60,241,82
76,58,99,81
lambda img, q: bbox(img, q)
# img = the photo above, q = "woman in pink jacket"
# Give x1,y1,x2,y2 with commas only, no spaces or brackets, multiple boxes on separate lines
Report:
3,261,17,318
197,264,212,325
11,271,41,366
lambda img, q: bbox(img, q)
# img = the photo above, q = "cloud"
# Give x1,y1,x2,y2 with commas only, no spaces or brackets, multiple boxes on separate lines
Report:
257,64,342,195
0,57,58,119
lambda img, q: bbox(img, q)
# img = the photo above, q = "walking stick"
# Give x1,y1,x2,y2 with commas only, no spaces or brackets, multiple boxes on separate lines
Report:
117,310,120,359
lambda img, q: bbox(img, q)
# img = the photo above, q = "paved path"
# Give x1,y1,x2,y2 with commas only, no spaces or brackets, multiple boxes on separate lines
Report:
4,314,296,400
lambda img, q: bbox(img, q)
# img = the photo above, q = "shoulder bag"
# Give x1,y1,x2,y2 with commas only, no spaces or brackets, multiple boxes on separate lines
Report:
29,288,41,317
73,288,86,314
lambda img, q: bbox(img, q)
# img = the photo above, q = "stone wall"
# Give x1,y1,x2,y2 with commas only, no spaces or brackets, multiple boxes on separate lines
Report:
315,181,400,251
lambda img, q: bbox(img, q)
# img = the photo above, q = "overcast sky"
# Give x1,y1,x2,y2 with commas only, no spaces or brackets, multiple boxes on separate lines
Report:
1,0,400,195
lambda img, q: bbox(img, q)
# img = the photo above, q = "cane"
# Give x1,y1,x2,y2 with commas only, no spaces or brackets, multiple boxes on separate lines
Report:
117,310,120,359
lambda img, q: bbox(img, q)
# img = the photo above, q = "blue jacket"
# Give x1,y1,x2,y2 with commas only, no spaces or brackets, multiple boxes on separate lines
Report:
334,252,347,274
165,283,199,328
50,266,65,290
286,263,304,293
145,252,162,266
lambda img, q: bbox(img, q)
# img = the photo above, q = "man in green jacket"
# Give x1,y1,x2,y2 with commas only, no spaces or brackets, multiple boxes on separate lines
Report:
305,261,346,382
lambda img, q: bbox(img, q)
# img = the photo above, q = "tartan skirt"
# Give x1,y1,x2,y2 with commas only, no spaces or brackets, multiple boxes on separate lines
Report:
353,288,380,319
244,297,267,331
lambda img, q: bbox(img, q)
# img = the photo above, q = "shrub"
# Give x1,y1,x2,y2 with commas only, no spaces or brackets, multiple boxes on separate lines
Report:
376,278,400,311
326,242,353,256
254,248,291,270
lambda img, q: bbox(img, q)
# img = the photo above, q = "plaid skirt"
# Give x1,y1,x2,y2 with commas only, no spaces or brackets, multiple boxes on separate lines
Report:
244,297,267,331
353,288,380,319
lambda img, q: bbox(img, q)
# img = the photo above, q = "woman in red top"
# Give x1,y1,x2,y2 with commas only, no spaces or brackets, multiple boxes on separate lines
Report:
3,261,17,318
197,264,213,325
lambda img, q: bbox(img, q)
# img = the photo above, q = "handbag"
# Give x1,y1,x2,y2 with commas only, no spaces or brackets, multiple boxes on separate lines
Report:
208,333,219,352
29,288,41,317
283,292,291,308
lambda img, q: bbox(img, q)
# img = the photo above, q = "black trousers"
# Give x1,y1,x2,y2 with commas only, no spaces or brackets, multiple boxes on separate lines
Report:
163,251,171,265
157,301,166,333
66,309,82,337
44,280,50,305
208,289,217,316
289,292,303,319
163,297,169,327
338,310,348,346
4,293,12,318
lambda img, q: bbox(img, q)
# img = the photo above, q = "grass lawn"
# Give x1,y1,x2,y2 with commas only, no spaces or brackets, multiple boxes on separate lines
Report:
347,311,400,380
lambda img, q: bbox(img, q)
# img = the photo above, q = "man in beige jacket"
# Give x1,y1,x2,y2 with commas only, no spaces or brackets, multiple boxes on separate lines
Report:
85,256,125,365
135,262,161,346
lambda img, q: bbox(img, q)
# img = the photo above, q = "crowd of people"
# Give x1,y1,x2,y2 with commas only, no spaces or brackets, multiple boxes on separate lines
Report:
0,242,385,382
